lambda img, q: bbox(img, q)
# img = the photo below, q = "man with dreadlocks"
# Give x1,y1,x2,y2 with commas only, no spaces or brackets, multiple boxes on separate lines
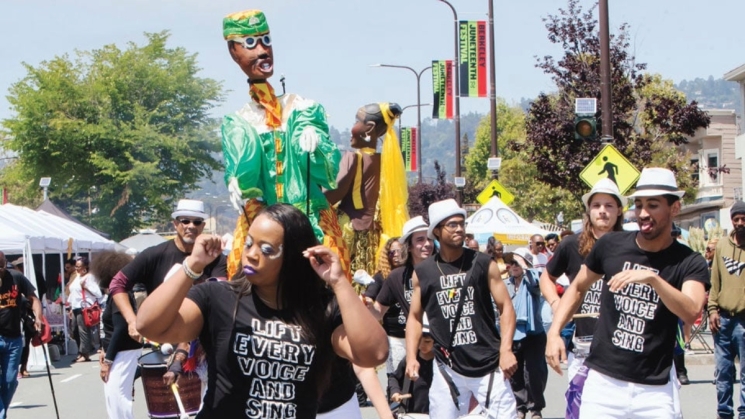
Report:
221,9,348,278
325,102,409,277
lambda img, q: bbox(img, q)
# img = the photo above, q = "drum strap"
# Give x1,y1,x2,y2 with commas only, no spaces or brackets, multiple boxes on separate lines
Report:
484,369,495,410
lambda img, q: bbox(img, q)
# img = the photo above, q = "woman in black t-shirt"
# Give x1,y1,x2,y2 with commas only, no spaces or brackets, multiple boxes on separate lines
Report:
136,204,388,419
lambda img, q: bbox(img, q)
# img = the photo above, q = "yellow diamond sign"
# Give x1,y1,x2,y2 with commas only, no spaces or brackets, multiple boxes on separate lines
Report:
580,144,640,195
476,179,515,205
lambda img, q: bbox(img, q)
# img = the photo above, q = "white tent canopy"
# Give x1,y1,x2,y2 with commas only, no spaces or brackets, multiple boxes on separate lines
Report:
0,204,116,252
466,197,550,246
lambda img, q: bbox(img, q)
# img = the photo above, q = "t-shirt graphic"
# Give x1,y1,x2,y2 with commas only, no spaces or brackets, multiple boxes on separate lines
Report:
722,256,745,276
376,266,414,338
232,319,315,418
609,262,660,353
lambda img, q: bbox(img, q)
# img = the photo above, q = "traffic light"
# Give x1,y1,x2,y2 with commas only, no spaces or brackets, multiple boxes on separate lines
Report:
574,115,597,140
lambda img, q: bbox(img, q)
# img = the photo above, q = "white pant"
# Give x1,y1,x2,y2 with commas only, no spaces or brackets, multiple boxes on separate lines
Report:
315,394,363,419
579,368,677,418
103,349,141,419
567,352,586,383
387,336,406,374
429,362,516,419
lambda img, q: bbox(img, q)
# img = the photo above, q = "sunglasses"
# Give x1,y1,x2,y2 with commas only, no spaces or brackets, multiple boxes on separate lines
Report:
233,34,272,49
534,242,546,246
706,247,715,252
177,218,203,226
388,249,402,256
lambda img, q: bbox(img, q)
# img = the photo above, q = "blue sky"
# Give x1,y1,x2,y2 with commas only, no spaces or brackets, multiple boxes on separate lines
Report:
1,0,744,131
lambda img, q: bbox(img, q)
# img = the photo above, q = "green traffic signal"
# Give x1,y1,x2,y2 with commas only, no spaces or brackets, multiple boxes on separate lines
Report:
574,115,597,140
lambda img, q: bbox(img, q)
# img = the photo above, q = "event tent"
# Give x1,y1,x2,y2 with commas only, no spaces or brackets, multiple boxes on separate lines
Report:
120,231,167,254
466,197,551,245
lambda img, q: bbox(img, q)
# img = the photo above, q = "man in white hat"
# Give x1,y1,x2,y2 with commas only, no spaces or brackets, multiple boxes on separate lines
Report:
369,216,434,374
545,168,709,418
105,199,227,415
708,199,745,419
539,178,625,382
406,199,518,419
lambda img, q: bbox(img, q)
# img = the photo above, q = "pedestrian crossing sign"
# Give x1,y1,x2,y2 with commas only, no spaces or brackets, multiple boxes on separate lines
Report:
476,179,515,205
580,144,640,195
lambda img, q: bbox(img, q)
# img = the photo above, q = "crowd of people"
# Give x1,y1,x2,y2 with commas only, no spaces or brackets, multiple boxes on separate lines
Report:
2,7,740,419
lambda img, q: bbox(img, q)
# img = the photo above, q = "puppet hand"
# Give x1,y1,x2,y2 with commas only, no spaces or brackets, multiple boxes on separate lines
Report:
352,270,375,286
228,178,246,213
299,127,319,153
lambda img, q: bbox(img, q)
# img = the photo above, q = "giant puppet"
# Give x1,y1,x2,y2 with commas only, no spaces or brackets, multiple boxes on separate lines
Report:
325,103,409,276
221,10,348,278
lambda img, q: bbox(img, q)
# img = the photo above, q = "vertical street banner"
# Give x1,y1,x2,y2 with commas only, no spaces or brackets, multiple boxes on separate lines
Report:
399,127,418,172
432,60,453,119
458,21,488,97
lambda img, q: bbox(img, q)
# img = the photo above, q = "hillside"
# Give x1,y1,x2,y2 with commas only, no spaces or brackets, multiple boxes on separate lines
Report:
676,76,742,112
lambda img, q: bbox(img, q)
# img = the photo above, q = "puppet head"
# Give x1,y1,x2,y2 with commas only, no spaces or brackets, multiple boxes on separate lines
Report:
350,103,402,149
224,10,274,81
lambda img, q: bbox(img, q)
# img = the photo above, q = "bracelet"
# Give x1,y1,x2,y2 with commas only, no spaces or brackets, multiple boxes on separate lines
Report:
182,257,203,281
103,358,114,365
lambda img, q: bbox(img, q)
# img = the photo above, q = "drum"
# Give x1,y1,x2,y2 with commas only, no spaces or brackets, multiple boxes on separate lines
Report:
399,414,430,419
138,350,202,418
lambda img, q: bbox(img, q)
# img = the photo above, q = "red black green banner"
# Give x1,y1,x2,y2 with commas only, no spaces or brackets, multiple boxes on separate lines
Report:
400,127,418,172
432,60,453,119
458,20,487,98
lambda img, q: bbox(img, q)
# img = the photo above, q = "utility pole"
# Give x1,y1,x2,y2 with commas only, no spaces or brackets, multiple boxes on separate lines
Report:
599,0,613,141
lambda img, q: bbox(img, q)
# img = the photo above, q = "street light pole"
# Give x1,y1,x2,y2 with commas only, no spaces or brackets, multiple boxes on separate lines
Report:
399,103,432,140
488,0,498,166
437,0,462,203
371,64,432,183
599,0,613,141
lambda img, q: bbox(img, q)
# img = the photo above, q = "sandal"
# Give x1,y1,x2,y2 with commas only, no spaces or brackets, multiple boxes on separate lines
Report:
20,371,29,378
73,355,90,363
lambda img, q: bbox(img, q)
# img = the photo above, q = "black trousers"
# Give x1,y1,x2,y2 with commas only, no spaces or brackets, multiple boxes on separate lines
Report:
510,332,548,414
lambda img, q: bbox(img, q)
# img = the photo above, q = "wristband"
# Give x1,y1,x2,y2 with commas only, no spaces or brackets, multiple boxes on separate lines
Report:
103,358,114,365
174,349,189,359
182,257,203,281
168,359,183,374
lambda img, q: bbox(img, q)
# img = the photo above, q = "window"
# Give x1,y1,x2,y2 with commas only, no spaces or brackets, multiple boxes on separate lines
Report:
700,148,721,186
691,158,699,184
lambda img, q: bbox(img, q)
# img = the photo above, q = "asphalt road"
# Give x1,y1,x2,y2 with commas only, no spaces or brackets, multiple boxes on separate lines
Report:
10,346,722,419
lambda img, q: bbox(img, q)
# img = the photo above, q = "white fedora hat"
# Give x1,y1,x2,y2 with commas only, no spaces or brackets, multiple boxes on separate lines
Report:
427,199,467,240
582,178,628,210
400,216,429,244
627,168,685,199
171,199,207,220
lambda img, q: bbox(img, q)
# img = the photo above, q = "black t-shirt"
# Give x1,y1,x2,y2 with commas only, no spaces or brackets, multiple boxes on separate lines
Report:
0,270,36,338
119,240,227,293
415,249,502,377
187,281,342,419
376,265,415,338
101,293,142,360
363,272,385,300
583,231,710,385
546,234,603,339
317,356,356,413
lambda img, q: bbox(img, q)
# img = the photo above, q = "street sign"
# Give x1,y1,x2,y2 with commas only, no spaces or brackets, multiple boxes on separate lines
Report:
580,144,640,195
476,179,515,205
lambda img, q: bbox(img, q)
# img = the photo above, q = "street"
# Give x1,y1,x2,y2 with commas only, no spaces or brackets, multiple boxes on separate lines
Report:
10,347,722,419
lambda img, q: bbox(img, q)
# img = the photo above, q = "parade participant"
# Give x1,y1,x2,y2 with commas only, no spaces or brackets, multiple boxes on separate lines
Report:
545,168,709,418
109,199,226,342
389,318,435,415
708,201,745,419
92,250,141,419
221,9,348,279
504,248,547,419
370,217,433,374
545,233,560,254
136,204,388,419
363,237,404,302
0,252,41,419
539,178,625,381
325,102,408,276
406,199,518,419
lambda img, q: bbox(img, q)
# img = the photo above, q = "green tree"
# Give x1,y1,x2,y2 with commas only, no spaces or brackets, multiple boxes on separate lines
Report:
524,0,709,202
1,31,224,240
462,99,527,203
